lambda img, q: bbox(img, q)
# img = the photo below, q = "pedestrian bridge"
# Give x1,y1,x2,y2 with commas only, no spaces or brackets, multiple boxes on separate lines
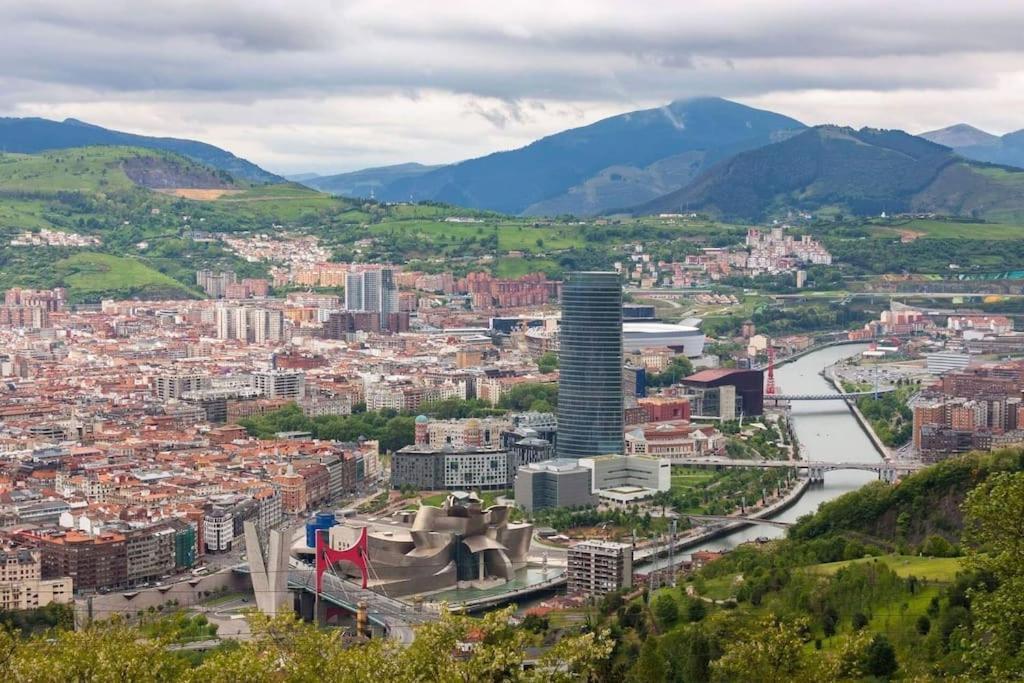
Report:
670,457,923,483
686,514,792,528
768,387,897,401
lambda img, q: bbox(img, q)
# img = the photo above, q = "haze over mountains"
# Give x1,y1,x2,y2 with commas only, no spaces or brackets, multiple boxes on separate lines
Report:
0,117,281,184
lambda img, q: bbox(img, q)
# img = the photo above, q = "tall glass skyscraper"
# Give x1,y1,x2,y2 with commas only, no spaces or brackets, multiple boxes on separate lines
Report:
557,271,624,458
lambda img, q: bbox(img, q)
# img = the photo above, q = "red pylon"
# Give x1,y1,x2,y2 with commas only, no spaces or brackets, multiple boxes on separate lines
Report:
765,346,776,396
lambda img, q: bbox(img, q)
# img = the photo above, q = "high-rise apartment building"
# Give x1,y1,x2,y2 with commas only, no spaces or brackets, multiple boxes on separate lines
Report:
557,272,624,459
253,370,306,400
345,268,398,317
567,540,633,597
215,306,285,343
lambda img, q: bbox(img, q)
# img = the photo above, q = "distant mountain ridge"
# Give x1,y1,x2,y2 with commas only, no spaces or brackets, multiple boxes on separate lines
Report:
303,162,444,197
309,97,805,215
0,117,281,184
921,123,1024,170
634,125,1024,222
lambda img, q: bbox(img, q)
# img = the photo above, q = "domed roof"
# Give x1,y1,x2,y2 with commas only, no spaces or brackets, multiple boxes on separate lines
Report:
465,418,481,428
415,415,429,424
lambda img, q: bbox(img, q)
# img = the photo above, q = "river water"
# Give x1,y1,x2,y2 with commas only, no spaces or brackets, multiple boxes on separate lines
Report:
654,343,878,563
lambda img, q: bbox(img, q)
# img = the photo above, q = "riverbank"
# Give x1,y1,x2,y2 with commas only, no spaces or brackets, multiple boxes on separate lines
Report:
635,476,811,566
822,365,893,462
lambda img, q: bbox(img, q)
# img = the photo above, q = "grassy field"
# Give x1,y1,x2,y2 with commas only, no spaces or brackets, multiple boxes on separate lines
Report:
0,148,142,192
805,554,963,582
56,252,197,300
495,257,560,278
866,218,1024,240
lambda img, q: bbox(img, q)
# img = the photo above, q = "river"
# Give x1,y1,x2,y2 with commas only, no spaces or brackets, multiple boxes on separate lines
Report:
654,343,878,563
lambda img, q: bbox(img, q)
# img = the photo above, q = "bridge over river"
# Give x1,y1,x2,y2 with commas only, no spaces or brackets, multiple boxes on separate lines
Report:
686,514,793,528
234,565,435,644
670,457,923,483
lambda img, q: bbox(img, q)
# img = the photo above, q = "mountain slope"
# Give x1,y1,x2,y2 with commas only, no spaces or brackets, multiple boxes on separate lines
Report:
303,162,444,197
921,124,1024,170
635,126,1024,222
920,123,1000,149
331,97,803,215
0,117,280,184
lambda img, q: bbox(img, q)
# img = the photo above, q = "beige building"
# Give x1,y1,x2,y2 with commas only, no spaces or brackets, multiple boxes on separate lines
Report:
0,541,73,610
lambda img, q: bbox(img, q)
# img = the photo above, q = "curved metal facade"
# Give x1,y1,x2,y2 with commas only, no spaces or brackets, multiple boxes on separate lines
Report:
557,272,624,458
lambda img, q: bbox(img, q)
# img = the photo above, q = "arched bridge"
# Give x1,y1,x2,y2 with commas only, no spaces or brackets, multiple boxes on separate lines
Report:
671,457,923,483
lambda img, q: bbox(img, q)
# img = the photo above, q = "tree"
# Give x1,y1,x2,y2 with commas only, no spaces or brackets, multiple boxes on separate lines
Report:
628,636,667,683
711,616,809,683
686,597,707,623
851,611,869,631
962,471,1024,678
916,614,931,636
652,594,678,627
861,634,899,678
536,351,559,374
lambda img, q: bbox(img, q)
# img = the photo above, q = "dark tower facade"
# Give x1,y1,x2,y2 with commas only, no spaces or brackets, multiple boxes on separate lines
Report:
557,271,624,458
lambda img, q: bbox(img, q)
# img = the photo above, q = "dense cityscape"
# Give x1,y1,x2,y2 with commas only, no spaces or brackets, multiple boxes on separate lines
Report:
3,2,1024,681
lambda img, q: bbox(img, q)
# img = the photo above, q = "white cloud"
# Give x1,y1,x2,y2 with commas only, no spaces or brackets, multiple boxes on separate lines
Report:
2,0,1024,173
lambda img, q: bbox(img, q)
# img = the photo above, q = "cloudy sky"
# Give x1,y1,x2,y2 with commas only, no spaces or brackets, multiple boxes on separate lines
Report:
3,0,1024,174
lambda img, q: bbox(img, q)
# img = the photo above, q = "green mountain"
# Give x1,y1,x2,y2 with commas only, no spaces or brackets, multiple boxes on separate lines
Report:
0,117,281,184
0,146,349,302
921,123,1024,170
303,162,444,197
318,97,804,215
635,125,1024,222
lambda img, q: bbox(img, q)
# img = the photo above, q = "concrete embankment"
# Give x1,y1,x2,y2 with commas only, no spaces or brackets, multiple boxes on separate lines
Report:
821,367,893,462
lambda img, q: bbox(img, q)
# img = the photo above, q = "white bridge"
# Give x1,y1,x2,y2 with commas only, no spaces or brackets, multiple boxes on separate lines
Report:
766,387,897,401
686,514,793,528
671,457,923,483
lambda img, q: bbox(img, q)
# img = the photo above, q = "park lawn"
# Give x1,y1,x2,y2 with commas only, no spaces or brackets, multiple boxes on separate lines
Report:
420,493,447,507
670,469,717,492
56,252,197,300
805,554,962,582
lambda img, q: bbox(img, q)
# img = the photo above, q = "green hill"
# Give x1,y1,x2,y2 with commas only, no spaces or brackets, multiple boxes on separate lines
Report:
0,116,281,183
635,126,1024,223
0,146,359,301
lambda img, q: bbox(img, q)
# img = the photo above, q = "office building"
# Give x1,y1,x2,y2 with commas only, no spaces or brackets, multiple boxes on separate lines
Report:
514,459,597,513
390,445,509,491
567,540,633,597
681,368,765,419
558,272,624,459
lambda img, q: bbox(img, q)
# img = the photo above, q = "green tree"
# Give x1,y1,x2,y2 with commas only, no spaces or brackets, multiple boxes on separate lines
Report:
536,351,559,374
962,471,1024,678
711,616,809,683
861,634,899,678
652,594,678,627
628,636,667,683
